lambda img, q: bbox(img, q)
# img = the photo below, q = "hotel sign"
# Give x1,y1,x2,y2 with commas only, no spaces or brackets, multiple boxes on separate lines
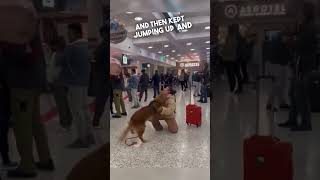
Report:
213,0,298,24
225,3,286,19
179,62,200,68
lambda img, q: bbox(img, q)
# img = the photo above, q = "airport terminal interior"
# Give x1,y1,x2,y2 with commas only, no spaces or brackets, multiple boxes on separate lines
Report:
109,11,211,169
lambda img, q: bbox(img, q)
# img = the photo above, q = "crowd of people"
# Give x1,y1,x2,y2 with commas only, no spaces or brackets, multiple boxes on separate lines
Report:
217,3,318,131
0,21,111,178
110,65,210,120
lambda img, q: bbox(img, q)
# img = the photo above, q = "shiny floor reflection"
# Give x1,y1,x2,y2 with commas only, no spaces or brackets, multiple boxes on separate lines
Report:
110,88,210,168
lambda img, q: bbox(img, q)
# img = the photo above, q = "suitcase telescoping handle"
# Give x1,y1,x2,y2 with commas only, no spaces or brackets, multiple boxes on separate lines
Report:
256,74,275,136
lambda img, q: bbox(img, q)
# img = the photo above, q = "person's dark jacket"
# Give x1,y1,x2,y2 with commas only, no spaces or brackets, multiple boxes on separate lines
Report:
0,35,46,90
297,22,318,75
89,40,109,97
111,75,124,90
202,71,210,85
60,39,90,86
94,40,108,82
263,40,273,63
139,73,149,88
152,73,160,86
268,38,292,66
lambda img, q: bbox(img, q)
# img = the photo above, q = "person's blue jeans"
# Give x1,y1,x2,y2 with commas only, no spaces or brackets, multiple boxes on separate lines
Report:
153,85,160,98
200,84,208,103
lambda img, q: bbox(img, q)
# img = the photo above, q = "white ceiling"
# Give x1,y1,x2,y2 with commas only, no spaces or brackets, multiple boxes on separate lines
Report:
109,0,210,14
111,11,210,64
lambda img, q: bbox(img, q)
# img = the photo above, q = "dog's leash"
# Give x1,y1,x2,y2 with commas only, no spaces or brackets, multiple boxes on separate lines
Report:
125,136,139,146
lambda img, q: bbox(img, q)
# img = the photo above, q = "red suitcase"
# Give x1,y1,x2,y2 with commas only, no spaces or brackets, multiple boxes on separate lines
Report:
244,75,293,180
186,104,201,127
243,135,293,180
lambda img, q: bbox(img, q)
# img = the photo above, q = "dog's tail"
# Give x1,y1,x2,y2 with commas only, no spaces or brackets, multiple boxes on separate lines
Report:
119,125,131,142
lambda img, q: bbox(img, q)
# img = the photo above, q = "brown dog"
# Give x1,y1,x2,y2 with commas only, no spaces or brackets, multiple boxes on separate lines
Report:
119,95,167,144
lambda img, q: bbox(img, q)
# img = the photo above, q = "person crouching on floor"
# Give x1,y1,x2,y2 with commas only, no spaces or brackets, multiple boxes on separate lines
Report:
151,87,178,133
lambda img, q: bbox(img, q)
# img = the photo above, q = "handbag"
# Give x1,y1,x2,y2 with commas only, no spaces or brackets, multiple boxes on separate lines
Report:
0,0,37,44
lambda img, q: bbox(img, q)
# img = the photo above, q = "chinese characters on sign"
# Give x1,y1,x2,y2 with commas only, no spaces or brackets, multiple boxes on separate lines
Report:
225,3,287,19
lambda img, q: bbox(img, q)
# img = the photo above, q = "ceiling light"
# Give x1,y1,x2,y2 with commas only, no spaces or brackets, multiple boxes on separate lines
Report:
186,42,192,46
205,26,210,30
205,41,210,44
166,55,170,57
177,54,181,56
134,17,143,21
148,46,153,49
158,51,163,54
190,49,195,51
171,57,174,60
126,12,134,14
172,50,176,53
164,44,169,48
206,47,210,50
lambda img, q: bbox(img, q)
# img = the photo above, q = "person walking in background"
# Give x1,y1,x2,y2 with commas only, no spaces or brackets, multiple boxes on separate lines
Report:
139,69,149,102
184,72,190,89
110,85,115,114
128,69,140,108
199,64,209,103
111,73,127,118
238,30,254,84
2,32,54,178
279,3,317,131
265,32,291,111
152,70,160,98
179,70,186,91
219,24,243,95
0,68,17,169
47,36,73,131
160,72,165,90
193,72,201,97
61,23,94,148
92,25,109,128
124,73,132,102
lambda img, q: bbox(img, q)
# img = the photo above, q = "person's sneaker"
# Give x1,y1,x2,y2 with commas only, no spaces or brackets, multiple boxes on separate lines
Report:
7,169,37,178
291,126,312,132
67,140,90,149
86,135,96,145
35,159,55,171
111,111,115,115
121,112,127,116
112,114,122,118
266,104,278,112
198,100,203,103
278,121,295,128
92,120,100,128
2,161,18,169
279,104,290,109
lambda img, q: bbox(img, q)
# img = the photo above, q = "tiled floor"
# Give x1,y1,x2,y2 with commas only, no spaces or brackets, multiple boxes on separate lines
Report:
111,168,210,180
0,98,107,180
110,88,210,168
